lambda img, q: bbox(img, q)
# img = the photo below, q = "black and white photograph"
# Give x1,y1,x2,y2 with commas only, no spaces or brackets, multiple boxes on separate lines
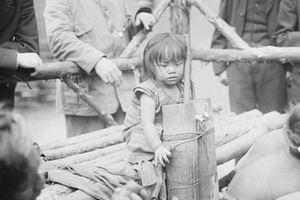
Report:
1,0,300,200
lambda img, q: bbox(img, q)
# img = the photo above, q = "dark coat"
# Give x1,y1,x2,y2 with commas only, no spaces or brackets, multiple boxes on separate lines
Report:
0,0,39,108
211,0,281,75
275,0,300,103
275,0,300,47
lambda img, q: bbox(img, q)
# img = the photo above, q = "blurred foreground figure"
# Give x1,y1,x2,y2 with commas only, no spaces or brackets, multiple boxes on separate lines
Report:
223,104,300,200
0,104,44,200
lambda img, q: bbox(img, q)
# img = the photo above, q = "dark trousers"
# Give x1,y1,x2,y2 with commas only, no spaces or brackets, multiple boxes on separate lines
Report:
65,106,126,138
0,83,16,109
227,62,286,114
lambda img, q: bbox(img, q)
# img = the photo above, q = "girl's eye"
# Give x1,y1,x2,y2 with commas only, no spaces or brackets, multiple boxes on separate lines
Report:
176,61,183,66
158,63,168,67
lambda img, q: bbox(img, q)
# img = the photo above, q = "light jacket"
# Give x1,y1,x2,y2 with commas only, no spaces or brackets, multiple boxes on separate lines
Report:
44,0,151,116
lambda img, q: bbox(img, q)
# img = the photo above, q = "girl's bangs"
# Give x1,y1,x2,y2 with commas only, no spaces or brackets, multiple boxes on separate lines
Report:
152,38,185,64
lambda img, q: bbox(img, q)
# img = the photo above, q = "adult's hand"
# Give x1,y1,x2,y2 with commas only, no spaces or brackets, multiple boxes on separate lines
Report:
135,12,155,31
95,57,122,86
17,53,42,72
218,71,228,86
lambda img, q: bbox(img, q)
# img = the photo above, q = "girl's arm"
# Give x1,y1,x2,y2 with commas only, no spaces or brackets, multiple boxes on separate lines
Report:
140,93,162,150
140,93,171,166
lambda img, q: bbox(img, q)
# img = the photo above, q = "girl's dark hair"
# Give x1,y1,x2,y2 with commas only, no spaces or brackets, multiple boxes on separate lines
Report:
141,32,187,81
0,103,43,200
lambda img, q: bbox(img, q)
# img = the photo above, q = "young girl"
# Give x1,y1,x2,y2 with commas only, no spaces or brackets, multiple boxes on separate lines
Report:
123,32,187,199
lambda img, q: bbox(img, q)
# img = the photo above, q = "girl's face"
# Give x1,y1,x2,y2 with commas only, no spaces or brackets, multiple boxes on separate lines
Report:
155,60,184,86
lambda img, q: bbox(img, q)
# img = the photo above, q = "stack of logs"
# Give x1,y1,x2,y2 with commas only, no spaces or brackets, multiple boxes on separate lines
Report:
37,109,286,200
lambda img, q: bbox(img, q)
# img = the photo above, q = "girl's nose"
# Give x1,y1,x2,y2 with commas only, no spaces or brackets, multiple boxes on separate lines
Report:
168,64,176,72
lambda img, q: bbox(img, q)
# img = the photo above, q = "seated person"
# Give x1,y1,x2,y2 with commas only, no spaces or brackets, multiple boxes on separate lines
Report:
0,104,44,200
223,104,300,200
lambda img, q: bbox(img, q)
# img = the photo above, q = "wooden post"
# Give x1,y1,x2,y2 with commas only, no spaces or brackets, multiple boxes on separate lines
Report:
163,99,219,200
196,100,219,200
169,0,191,35
183,34,192,102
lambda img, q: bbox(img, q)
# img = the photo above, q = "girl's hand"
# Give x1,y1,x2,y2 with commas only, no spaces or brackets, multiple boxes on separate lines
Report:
154,145,171,167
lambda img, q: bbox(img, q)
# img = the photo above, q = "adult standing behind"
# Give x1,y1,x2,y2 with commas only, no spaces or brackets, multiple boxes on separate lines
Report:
44,0,155,137
275,0,300,105
0,0,42,110
211,0,286,114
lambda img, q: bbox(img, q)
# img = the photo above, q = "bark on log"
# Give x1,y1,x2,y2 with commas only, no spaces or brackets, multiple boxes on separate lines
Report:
41,125,124,151
192,46,300,63
82,150,124,166
47,143,125,166
192,0,249,49
5,46,300,83
215,110,263,146
42,131,124,160
0,57,141,83
216,112,286,165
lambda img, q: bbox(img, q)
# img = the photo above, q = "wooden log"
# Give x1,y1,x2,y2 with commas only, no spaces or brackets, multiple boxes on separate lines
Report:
47,143,125,166
82,150,124,166
41,125,124,151
0,57,141,83
215,110,263,146
41,110,264,162
216,112,286,165
192,0,249,49
163,100,210,200
184,34,192,102
192,46,300,63
196,102,219,200
169,0,191,34
6,45,300,83
42,131,124,160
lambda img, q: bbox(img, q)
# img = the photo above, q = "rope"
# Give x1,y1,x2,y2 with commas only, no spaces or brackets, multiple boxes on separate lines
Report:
169,127,215,151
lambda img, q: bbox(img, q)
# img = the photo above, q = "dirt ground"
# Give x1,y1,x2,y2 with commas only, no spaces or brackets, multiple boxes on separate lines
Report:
14,0,227,145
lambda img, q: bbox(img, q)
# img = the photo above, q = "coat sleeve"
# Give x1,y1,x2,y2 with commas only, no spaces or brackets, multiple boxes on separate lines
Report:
210,0,229,75
44,0,105,73
0,0,39,72
0,48,18,71
0,0,39,54
274,0,300,47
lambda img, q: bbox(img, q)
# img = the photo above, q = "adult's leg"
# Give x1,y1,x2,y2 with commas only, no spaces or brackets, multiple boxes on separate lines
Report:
65,115,106,137
227,62,256,114
255,62,286,114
